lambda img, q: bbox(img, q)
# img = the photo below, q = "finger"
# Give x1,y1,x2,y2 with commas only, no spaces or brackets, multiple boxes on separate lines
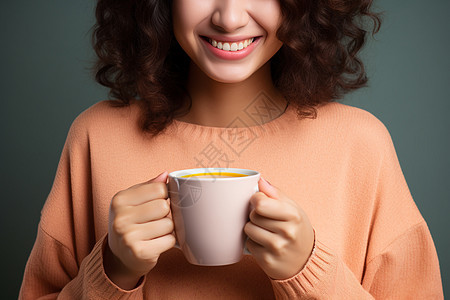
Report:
141,171,169,185
250,209,302,243
130,171,169,189
149,171,169,183
128,218,174,241
136,234,176,260
113,181,168,207
249,209,282,233
258,177,279,200
128,199,170,223
245,237,265,255
250,193,297,221
244,221,280,250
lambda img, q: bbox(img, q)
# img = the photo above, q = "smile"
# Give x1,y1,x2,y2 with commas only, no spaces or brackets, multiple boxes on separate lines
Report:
200,36,261,60
207,38,255,52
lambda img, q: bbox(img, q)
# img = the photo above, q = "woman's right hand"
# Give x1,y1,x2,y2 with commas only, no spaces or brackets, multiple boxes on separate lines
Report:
104,171,175,290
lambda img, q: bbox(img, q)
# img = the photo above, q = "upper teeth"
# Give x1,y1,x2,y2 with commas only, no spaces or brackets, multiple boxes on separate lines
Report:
208,38,255,51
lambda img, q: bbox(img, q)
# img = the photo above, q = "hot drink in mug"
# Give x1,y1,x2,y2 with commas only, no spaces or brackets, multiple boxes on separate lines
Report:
167,167,259,266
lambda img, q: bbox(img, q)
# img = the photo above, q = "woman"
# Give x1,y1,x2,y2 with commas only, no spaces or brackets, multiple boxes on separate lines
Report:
20,0,443,298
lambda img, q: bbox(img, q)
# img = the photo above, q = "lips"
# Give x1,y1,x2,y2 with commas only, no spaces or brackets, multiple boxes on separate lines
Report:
200,35,261,60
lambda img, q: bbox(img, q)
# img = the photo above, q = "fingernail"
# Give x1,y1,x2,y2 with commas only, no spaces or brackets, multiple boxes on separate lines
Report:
262,177,271,185
156,171,168,178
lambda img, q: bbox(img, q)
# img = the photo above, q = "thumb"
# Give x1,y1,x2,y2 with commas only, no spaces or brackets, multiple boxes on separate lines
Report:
258,176,280,200
149,171,169,183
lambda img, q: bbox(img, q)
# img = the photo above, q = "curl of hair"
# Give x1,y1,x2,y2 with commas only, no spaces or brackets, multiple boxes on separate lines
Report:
92,0,381,136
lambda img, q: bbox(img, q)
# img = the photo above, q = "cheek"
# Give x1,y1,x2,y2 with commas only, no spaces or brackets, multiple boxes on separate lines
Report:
261,18,283,52
172,0,210,34
172,20,195,60
172,1,199,41
172,2,210,51
253,0,283,35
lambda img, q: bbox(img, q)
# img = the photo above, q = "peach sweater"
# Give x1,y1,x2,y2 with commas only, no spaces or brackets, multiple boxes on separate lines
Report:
20,100,443,299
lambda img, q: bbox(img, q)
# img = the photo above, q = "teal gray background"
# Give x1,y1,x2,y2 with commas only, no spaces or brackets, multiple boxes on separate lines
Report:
1,0,448,298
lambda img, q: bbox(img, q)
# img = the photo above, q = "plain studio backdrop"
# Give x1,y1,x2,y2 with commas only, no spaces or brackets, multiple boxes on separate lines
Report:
1,1,448,298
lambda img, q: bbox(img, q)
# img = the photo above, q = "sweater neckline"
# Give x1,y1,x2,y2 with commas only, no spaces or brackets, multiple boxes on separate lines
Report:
168,102,296,139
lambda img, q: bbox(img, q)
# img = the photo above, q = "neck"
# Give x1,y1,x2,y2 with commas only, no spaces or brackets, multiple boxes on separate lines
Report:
176,62,287,127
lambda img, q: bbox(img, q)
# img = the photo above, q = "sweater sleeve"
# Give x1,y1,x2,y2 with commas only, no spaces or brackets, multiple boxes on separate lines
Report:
270,223,442,299
271,119,443,299
270,238,374,299
19,108,147,299
19,228,146,299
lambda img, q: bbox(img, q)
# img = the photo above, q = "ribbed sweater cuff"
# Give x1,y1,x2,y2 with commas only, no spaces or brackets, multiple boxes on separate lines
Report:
270,239,334,298
80,234,146,299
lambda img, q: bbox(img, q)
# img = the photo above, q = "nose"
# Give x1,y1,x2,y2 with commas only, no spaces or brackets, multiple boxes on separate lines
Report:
211,0,250,32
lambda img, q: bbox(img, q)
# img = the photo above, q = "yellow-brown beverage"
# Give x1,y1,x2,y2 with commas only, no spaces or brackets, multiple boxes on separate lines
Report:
181,172,248,178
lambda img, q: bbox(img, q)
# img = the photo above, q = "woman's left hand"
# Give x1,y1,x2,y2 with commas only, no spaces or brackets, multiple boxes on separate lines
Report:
244,177,315,280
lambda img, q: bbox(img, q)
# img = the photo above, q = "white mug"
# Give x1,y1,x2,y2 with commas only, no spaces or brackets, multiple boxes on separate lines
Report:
167,167,260,266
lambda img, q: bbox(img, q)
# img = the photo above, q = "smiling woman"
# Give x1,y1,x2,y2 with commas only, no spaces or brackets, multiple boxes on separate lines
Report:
91,0,380,135
18,0,444,299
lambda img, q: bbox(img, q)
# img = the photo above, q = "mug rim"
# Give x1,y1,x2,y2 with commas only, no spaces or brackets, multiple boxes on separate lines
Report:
168,167,259,180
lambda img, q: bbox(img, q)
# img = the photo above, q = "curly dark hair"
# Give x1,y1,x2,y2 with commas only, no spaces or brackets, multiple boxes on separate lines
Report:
92,0,381,136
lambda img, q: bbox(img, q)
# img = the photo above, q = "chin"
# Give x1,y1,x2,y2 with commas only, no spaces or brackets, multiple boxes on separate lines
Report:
210,75,251,84
203,68,254,84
